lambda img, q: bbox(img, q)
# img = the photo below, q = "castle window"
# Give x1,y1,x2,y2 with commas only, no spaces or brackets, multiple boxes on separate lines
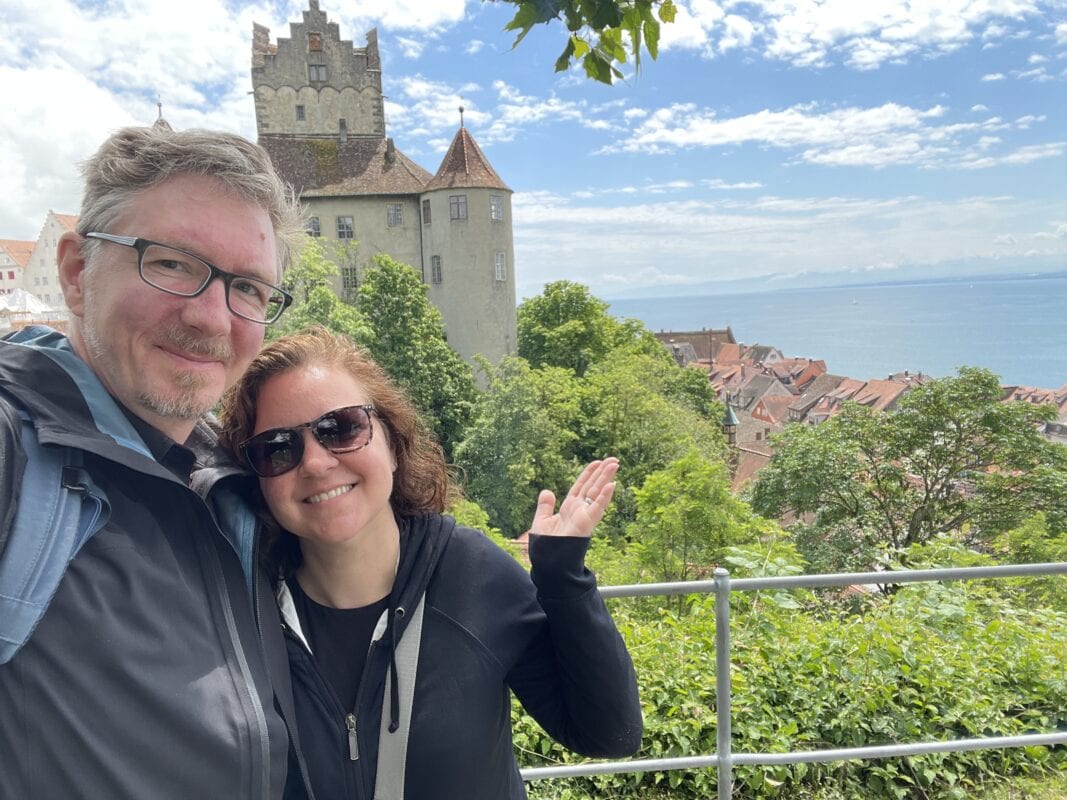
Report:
431,255,443,284
306,216,320,237
336,216,354,240
494,252,507,282
421,199,431,225
387,203,403,227
490,195,504,221
308,32,322,52
296,105,306,121
341,265,358,303
6,271,12,280
449,194,467,221
309,64,328,82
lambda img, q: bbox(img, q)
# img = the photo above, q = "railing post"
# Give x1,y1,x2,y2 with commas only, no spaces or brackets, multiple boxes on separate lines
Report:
714,567,733,799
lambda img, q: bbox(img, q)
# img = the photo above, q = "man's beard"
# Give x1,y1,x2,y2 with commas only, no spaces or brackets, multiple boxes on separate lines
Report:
82,304,233,422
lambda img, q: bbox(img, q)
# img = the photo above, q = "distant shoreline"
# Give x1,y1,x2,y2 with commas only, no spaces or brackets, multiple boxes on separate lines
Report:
602,269,1067,303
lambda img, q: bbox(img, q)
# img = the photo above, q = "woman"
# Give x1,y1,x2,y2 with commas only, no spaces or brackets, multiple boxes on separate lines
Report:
218,327,642,800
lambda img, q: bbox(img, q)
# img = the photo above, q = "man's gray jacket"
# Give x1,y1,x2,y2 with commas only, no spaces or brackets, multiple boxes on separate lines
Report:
0,329,302,799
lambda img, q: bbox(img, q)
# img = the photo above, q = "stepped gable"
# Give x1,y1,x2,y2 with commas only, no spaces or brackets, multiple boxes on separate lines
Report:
0,240,35,267
261,135,432,197
52,214,79,232
424,126,510,192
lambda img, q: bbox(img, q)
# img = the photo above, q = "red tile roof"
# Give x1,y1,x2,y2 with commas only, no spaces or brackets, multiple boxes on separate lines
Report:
0,240,35,268
424,127,510,192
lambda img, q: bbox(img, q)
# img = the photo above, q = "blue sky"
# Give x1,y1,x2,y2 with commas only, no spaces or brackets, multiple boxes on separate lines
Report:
2,0,1065,299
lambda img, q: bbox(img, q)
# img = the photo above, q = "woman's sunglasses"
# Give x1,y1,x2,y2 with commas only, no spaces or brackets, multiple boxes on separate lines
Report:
239,404,376,478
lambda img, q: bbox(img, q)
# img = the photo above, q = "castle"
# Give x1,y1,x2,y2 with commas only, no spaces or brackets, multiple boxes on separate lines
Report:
251,0,517,365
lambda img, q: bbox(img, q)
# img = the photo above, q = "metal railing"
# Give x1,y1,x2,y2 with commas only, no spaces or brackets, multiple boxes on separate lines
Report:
520,561,1067,798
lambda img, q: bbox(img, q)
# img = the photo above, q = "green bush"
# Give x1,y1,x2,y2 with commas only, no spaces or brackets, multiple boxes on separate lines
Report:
520,554,1067,799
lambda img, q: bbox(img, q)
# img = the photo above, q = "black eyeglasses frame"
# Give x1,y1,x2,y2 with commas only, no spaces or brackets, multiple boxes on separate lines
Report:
239,404,378,478
84,231,293,325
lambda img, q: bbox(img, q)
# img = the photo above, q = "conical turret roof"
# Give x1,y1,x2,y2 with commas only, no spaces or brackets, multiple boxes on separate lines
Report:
424,126,510,192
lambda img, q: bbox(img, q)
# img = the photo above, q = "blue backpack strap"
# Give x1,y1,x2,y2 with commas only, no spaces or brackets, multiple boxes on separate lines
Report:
0,399,111,664
2,326,151,459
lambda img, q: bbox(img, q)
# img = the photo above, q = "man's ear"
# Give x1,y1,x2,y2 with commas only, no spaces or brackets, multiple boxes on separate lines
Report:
57,232,88,318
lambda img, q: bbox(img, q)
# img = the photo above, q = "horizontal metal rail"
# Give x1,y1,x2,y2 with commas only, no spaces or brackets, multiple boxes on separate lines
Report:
522,731,1067,780
522,561,1067,797
599,561,1067,598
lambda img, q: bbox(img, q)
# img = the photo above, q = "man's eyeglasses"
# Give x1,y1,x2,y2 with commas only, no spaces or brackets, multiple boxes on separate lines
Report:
85,232,293,324
240,405,377,478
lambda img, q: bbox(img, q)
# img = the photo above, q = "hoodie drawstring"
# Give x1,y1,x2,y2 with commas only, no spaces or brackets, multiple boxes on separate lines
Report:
388,606,404,733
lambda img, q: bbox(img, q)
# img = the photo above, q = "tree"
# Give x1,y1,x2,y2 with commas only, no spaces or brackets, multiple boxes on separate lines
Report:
629,448,767,586
495,0,678,84
751,367,1065,569
454,357,583,536
270,236,370,343
578,348,729,535
356,254,477,457
518,280,620,376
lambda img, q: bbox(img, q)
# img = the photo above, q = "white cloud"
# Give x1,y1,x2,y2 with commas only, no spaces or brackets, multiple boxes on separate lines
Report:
325,0,466,31
971,104,990,112
511,190,1067,297
981,72,1007,81
704,179,763,189
659,0,1052,70
595,99,1062,171
394,36,427,58
387,75,491,141
465,39,484,55
959,142,1067,169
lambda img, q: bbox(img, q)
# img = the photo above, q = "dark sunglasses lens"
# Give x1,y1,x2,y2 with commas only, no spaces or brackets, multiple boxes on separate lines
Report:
243,430,302,477
315,407,371,451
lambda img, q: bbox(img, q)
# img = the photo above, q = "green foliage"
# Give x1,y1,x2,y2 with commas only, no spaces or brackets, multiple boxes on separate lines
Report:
517,280,619,377
494,0,678,85
578,349,728,533
751,367,1064,571
270,236,371,342
356,254,477,458
448,496,520,555
454,357,583,536
990,513,1067,610
520,565,1067,799
627,449,766,585
462,280,729,539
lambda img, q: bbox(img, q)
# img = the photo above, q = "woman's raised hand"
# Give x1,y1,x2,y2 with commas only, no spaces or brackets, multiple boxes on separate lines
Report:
528,457,619,539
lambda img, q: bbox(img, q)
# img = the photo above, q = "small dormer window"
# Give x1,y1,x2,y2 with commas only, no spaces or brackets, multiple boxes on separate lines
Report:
309,32,322,51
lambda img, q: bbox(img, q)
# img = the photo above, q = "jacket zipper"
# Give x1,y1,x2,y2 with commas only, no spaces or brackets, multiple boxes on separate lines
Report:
195,524,271,799
346,713,359,760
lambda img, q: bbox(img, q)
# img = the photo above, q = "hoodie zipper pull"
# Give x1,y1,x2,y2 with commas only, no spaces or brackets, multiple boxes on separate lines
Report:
346,713,359,760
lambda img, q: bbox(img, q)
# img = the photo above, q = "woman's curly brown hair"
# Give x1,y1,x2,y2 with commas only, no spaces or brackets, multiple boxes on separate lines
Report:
218,327,454,572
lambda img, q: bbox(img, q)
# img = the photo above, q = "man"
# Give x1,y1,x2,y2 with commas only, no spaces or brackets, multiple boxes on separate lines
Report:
0,125,309,798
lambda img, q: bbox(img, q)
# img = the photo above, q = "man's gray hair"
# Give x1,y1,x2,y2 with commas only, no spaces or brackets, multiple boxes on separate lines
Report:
76,125,303,277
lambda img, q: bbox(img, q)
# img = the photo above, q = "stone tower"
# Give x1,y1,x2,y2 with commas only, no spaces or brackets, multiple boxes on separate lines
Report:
421,119,517,366
250,2,517,367
251,0,384,139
